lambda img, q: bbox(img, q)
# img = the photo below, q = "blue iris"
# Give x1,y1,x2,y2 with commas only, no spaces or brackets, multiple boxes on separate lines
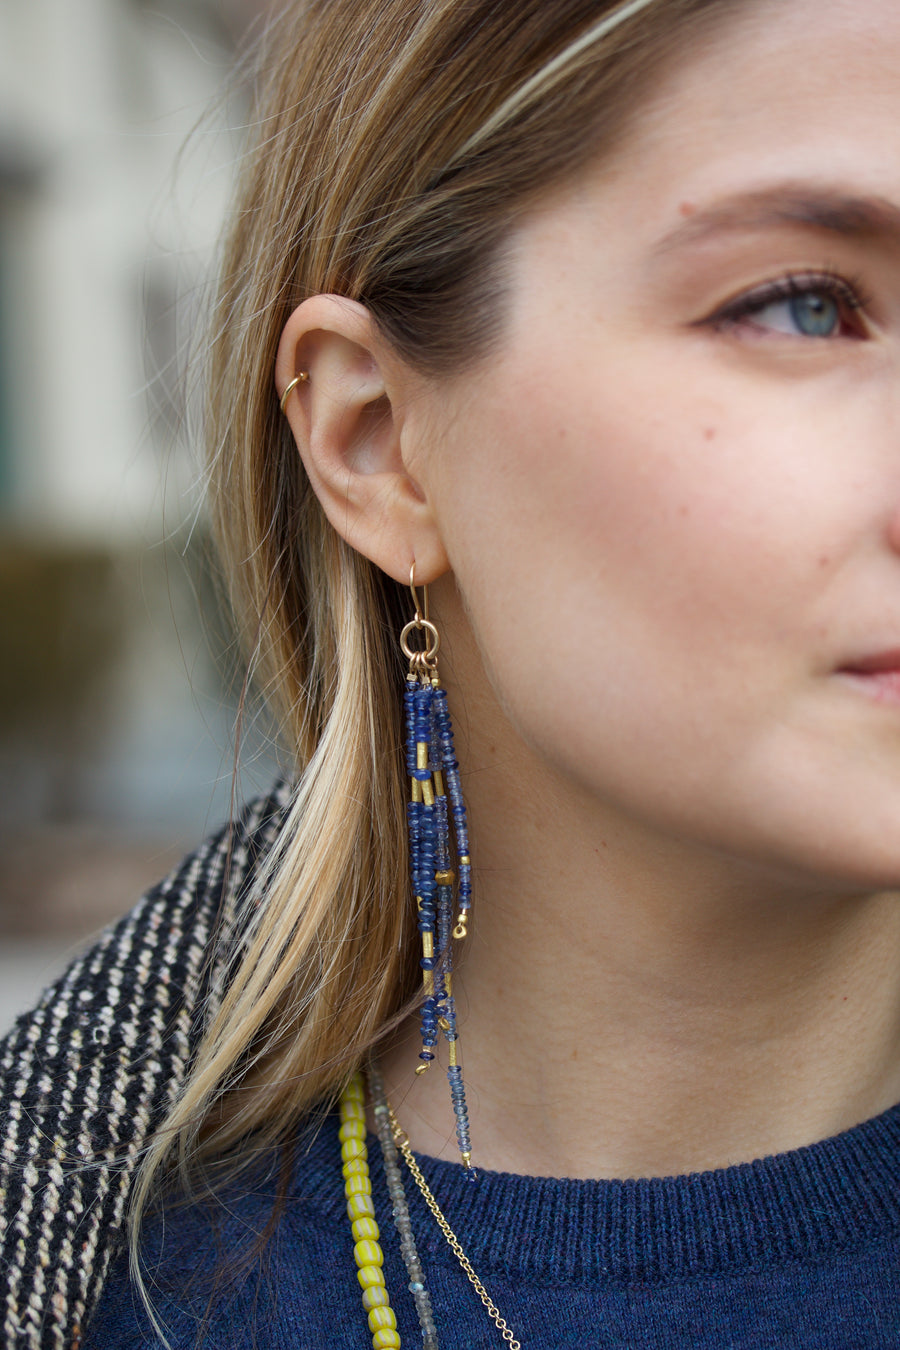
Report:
790,291,839,337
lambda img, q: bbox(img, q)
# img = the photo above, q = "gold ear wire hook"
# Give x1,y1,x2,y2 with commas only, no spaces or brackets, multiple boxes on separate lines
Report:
409,563,429,626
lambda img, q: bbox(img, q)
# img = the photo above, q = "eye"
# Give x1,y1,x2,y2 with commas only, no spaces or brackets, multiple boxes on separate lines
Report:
711,272,870,340
758,290,839,337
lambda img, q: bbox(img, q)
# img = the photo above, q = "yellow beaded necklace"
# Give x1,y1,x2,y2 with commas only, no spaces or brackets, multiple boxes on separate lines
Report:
339,1074,405,1348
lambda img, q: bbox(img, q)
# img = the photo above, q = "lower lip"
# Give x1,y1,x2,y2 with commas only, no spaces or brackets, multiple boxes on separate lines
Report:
838,670,900,704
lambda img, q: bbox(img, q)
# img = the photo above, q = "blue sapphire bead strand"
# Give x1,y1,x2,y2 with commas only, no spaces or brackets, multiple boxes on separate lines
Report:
399,568,476,1174
406,680,439,1072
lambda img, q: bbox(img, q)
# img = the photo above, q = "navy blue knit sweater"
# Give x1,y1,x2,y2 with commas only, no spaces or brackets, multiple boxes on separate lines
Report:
87,1096,900,1348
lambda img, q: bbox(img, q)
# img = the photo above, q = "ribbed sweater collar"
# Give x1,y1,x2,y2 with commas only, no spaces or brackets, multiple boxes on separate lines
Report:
296,1098,900,1285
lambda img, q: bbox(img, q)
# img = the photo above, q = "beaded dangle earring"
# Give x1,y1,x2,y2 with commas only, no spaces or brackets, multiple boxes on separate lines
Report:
400,567,475,1177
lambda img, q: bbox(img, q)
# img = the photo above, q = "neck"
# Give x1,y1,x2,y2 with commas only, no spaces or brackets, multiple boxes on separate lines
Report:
381,739,900,1181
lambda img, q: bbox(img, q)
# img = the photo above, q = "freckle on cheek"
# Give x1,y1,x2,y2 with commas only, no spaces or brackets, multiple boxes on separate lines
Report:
679,201,696,217
703,427,716,441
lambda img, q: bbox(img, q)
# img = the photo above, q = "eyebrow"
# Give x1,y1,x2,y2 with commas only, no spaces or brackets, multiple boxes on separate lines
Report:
654,186,900,254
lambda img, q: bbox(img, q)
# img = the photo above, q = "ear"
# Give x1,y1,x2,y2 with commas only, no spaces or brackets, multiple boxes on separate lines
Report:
275,295,449,586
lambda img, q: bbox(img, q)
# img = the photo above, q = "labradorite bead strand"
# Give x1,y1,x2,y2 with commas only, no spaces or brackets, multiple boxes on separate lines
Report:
368,1064,440,1350
447,1064,473,1169
434,793,452,1006
432,688,471,921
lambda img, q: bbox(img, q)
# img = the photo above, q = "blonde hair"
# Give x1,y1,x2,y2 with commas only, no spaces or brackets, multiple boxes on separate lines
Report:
132,0,747,1263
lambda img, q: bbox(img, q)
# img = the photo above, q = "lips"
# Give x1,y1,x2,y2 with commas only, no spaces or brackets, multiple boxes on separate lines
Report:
837,651,900,704
840,649,900,675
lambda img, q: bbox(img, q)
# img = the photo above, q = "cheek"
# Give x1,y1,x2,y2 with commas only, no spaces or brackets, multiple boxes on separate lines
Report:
443,377,800,665
430,367,836,803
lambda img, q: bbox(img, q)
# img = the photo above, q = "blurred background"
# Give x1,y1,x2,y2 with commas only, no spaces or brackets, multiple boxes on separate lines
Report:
0,0,279,1031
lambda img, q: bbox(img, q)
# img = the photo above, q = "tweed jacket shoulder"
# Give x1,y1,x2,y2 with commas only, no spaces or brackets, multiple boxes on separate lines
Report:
0,784,291,1350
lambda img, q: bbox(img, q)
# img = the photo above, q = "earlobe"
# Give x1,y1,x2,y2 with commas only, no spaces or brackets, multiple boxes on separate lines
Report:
275,296,449,585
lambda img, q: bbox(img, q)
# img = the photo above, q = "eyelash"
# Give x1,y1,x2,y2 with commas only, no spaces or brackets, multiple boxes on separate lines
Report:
710,268,872,337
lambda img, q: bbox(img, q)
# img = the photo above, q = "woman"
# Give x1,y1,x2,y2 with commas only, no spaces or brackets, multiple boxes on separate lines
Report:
4,0,900,1344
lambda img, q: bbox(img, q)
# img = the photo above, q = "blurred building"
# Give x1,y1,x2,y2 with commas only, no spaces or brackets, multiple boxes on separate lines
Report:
0,0,278,963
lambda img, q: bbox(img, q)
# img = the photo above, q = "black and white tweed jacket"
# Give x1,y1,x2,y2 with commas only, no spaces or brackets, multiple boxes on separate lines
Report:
0,783,291,1350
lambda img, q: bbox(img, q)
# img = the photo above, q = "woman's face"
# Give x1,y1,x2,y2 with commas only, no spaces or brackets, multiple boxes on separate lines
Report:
404,0,900,890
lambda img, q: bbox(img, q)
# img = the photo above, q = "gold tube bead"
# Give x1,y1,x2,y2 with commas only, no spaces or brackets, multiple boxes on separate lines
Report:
448,1040,458,1067
433,770,445,798
416,742,429,770
423,971,434,995
422,932,434,958
422,779,435,806
411,779,423,804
